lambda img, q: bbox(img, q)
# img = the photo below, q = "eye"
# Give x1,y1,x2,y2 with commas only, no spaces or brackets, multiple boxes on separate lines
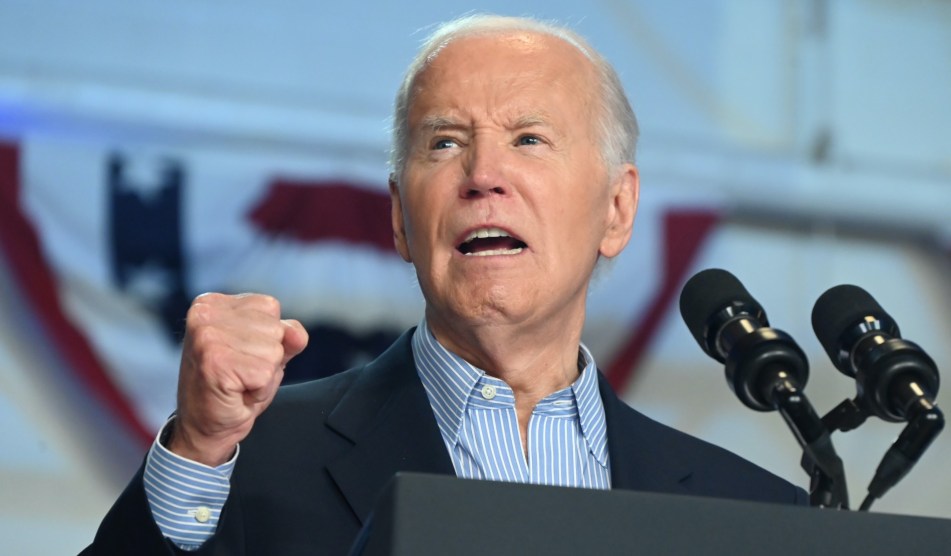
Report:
516,135,542,146
432,138,459,150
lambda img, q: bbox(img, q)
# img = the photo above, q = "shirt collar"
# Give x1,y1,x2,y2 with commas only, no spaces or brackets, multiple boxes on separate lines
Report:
412,320,609,467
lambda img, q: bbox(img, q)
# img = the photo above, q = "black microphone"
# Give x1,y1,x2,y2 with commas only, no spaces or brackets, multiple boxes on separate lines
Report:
812,284,940,422
812,284,944,510
680,268,848,508
680,268,809,412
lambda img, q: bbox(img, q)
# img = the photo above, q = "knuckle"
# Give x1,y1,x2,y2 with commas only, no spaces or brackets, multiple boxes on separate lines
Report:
252,294,281,317
187,303,215,326
266,343,285,364
265,319,285,341
189,324,219,349
198,345,227,374
193,292,226,305
244,365,273,391
215,369,242,392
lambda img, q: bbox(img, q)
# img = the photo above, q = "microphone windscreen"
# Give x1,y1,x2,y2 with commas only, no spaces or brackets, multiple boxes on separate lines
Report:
811,284,892,365
679,268,758,350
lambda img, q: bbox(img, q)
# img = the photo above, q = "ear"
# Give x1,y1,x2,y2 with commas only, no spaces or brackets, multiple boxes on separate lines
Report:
389,175,413,262
598,164,639,259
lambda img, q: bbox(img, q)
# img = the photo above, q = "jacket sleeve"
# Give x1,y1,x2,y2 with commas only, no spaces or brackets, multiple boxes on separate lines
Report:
82,458,247,556
80,462,187,556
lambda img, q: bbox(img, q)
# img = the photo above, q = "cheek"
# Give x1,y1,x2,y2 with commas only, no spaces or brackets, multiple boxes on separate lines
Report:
402,194,442,256
555,192,611,251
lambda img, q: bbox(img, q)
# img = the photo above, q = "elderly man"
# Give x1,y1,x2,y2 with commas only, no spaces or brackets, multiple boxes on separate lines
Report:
85,14,805,555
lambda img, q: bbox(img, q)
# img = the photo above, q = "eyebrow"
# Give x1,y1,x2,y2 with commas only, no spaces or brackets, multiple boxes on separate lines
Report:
419,115,464,133
415,113,554,135
512,114,552,129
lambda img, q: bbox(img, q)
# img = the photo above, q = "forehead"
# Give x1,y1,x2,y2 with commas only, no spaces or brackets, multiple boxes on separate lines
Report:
407,31,599,125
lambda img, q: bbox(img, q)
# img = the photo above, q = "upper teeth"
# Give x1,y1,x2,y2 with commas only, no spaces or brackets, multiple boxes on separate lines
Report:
465,227,510,242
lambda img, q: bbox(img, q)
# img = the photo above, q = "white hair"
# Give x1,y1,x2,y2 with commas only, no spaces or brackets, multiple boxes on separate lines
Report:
389,14,639,180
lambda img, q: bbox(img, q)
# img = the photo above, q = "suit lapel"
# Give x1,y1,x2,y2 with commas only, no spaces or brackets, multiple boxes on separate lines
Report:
325,329,455,524
598,372,693,493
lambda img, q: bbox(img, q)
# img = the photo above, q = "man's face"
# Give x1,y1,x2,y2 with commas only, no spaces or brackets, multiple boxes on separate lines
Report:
391,32,638,334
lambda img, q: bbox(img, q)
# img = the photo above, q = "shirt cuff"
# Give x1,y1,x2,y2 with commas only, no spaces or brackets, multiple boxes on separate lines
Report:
142,419,238,551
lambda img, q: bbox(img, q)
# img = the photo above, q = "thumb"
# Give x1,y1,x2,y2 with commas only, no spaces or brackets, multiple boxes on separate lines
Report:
280,319,309,365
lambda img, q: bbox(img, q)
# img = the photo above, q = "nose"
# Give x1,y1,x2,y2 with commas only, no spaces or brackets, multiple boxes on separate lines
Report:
459,139,509,199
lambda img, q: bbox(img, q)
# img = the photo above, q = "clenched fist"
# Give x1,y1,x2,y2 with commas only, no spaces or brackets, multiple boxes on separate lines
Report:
167,293,309,466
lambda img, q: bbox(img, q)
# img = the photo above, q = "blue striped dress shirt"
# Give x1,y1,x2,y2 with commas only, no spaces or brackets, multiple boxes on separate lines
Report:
143,321,611,549
143,424,236,549
413,320,611,488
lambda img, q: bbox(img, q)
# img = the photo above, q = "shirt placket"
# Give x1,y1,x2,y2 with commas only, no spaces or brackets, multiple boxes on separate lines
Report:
466,377,528,483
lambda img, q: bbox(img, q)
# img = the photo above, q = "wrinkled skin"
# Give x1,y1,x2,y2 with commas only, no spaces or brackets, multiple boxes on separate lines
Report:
390,31,639,438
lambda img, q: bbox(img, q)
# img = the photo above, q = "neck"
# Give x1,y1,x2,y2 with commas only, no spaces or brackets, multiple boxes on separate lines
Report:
424,306,585,405
424,304,588,458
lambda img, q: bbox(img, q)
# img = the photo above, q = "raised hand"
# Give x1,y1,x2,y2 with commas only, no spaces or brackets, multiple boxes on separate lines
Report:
167,293,308,466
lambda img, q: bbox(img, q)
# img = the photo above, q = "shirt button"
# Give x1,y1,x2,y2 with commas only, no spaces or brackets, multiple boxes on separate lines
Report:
481,385,497,400
194,506,212,523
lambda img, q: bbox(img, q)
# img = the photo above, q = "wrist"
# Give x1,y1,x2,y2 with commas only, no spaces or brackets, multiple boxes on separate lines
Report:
165,417,239,467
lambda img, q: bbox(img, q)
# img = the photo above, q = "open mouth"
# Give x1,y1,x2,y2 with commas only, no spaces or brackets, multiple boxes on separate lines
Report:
457,227,527,257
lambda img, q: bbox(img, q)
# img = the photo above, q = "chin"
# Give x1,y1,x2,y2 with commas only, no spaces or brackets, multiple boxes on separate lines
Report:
442,284,533,324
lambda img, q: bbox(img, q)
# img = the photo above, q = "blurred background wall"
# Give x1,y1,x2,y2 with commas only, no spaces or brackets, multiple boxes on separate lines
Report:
1,0,949,553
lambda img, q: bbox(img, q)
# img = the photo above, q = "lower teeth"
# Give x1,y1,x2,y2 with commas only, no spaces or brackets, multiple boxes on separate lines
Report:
465,247,524,257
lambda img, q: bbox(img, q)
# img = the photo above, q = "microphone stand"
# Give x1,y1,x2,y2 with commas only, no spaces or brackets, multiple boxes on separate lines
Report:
766,372,849,509
861,402,944,511
720,326,850,509
821,391,945,511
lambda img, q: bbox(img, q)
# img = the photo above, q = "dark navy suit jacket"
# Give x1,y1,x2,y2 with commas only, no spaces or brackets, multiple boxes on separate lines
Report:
84,328,807,555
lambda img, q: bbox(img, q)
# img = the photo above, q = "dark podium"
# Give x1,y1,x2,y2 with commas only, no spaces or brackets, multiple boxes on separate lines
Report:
353,473,951,555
